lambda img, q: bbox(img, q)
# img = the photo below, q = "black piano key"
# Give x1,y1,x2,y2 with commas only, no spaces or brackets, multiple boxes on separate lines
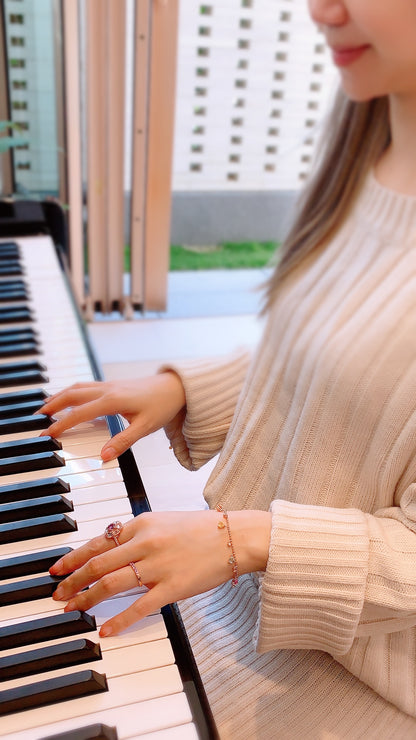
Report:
0,360,46,375
0,368,48,386
0,245,19,259
0,512,77,544
0,399,46,418
0,450,64,475
0,328,35,343
0,476,70,503
0,279,26,290
0,240,19,249
0,573,66,606
0,388,47,406
0,307,32,322
0,610,96,650
0,545,72,579
0,413,53,434
0,494,73,524
0,360,47,387
0,638,102,682
0,435,62,458
40,723,118,740
0,290,28,302
0,669,108,716
0,263,22,276
0,341,38,358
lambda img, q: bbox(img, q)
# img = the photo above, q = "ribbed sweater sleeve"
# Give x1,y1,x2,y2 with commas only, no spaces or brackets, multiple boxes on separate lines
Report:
256,495,416,657
160,350,251,470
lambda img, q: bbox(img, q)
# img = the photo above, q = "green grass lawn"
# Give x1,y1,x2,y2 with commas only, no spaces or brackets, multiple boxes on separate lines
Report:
123,240,279,272
169,241,279,271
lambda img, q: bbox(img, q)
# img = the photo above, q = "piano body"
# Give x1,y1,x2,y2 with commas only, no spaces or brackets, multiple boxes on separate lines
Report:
0,235,217,740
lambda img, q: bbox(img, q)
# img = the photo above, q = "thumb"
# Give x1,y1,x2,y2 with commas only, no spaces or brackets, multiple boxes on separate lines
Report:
101,426,141,461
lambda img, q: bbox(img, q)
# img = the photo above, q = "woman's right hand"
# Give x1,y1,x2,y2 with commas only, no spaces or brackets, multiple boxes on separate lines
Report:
38,371,186,461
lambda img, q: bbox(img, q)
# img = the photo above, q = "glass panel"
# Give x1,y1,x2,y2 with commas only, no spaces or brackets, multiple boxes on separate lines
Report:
3,0,62,197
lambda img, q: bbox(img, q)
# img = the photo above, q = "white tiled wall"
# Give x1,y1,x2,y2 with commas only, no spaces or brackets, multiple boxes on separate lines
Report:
173,0,339,191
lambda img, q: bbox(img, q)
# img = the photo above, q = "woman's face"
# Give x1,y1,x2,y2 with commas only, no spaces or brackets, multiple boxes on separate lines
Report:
307,0,416,102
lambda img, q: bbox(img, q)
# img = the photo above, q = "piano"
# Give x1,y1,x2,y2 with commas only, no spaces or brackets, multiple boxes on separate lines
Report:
0,235,217,740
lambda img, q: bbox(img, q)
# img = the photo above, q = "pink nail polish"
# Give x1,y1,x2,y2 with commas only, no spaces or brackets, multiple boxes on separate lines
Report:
101,447,116,462
100,624,113,637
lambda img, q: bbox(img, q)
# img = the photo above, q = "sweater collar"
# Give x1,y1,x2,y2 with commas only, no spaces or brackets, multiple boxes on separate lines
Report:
354,171,416,247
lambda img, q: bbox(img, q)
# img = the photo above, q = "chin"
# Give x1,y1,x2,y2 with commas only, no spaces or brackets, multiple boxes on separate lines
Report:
340,83,383,104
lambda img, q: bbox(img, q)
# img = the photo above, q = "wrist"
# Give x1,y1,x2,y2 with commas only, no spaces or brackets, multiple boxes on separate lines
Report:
227,510,272,575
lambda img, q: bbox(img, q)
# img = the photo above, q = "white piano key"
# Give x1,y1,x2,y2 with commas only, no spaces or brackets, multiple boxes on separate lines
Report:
0,512,133,558
129,724,199,740
0,614,167,656
0,637,176,693
0,664,184,735
0,594,165,641
0,456,118,486
0,692,194,740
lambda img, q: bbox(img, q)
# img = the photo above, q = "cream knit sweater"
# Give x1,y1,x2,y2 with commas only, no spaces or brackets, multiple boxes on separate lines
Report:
165,173,416,739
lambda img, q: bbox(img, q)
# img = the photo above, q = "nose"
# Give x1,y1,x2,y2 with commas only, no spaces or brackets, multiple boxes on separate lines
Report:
307,0,348,27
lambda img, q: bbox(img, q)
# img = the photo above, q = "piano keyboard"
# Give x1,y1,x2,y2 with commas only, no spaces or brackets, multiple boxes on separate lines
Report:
0,237,216,740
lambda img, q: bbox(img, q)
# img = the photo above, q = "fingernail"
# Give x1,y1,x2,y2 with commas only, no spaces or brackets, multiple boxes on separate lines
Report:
50,558,64,575
101,446,116,462
100,623,113,637
64,600,76,612
54,585,64,600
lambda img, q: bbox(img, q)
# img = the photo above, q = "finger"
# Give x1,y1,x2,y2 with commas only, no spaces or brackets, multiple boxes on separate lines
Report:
40,397,116,438
50,518,137,575
53,539,145,600
37,383,103,413
62,563,138,614
99,586,166,637
100,421,148,460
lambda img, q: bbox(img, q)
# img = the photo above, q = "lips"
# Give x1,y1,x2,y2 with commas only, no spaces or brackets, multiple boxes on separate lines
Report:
330,45,370,67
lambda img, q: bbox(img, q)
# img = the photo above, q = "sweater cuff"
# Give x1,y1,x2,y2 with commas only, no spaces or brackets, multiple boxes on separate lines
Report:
160,350,250,470
255,500,369,656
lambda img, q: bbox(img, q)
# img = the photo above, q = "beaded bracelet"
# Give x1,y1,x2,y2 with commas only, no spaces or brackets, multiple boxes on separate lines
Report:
216,504,239,586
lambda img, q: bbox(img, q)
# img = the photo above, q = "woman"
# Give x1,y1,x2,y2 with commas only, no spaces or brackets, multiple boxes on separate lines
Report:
41,1,416,737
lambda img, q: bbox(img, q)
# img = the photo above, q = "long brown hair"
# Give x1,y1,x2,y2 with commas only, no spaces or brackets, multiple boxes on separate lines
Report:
263,88,391,311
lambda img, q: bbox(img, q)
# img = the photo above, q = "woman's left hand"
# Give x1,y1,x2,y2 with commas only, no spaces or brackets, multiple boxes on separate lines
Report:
50,509,272,636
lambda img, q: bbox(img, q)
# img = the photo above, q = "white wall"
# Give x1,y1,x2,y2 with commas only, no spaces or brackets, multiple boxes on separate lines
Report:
172,0,339,192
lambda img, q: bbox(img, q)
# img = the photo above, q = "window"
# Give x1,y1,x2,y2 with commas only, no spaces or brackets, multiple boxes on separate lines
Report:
274,71,285,81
